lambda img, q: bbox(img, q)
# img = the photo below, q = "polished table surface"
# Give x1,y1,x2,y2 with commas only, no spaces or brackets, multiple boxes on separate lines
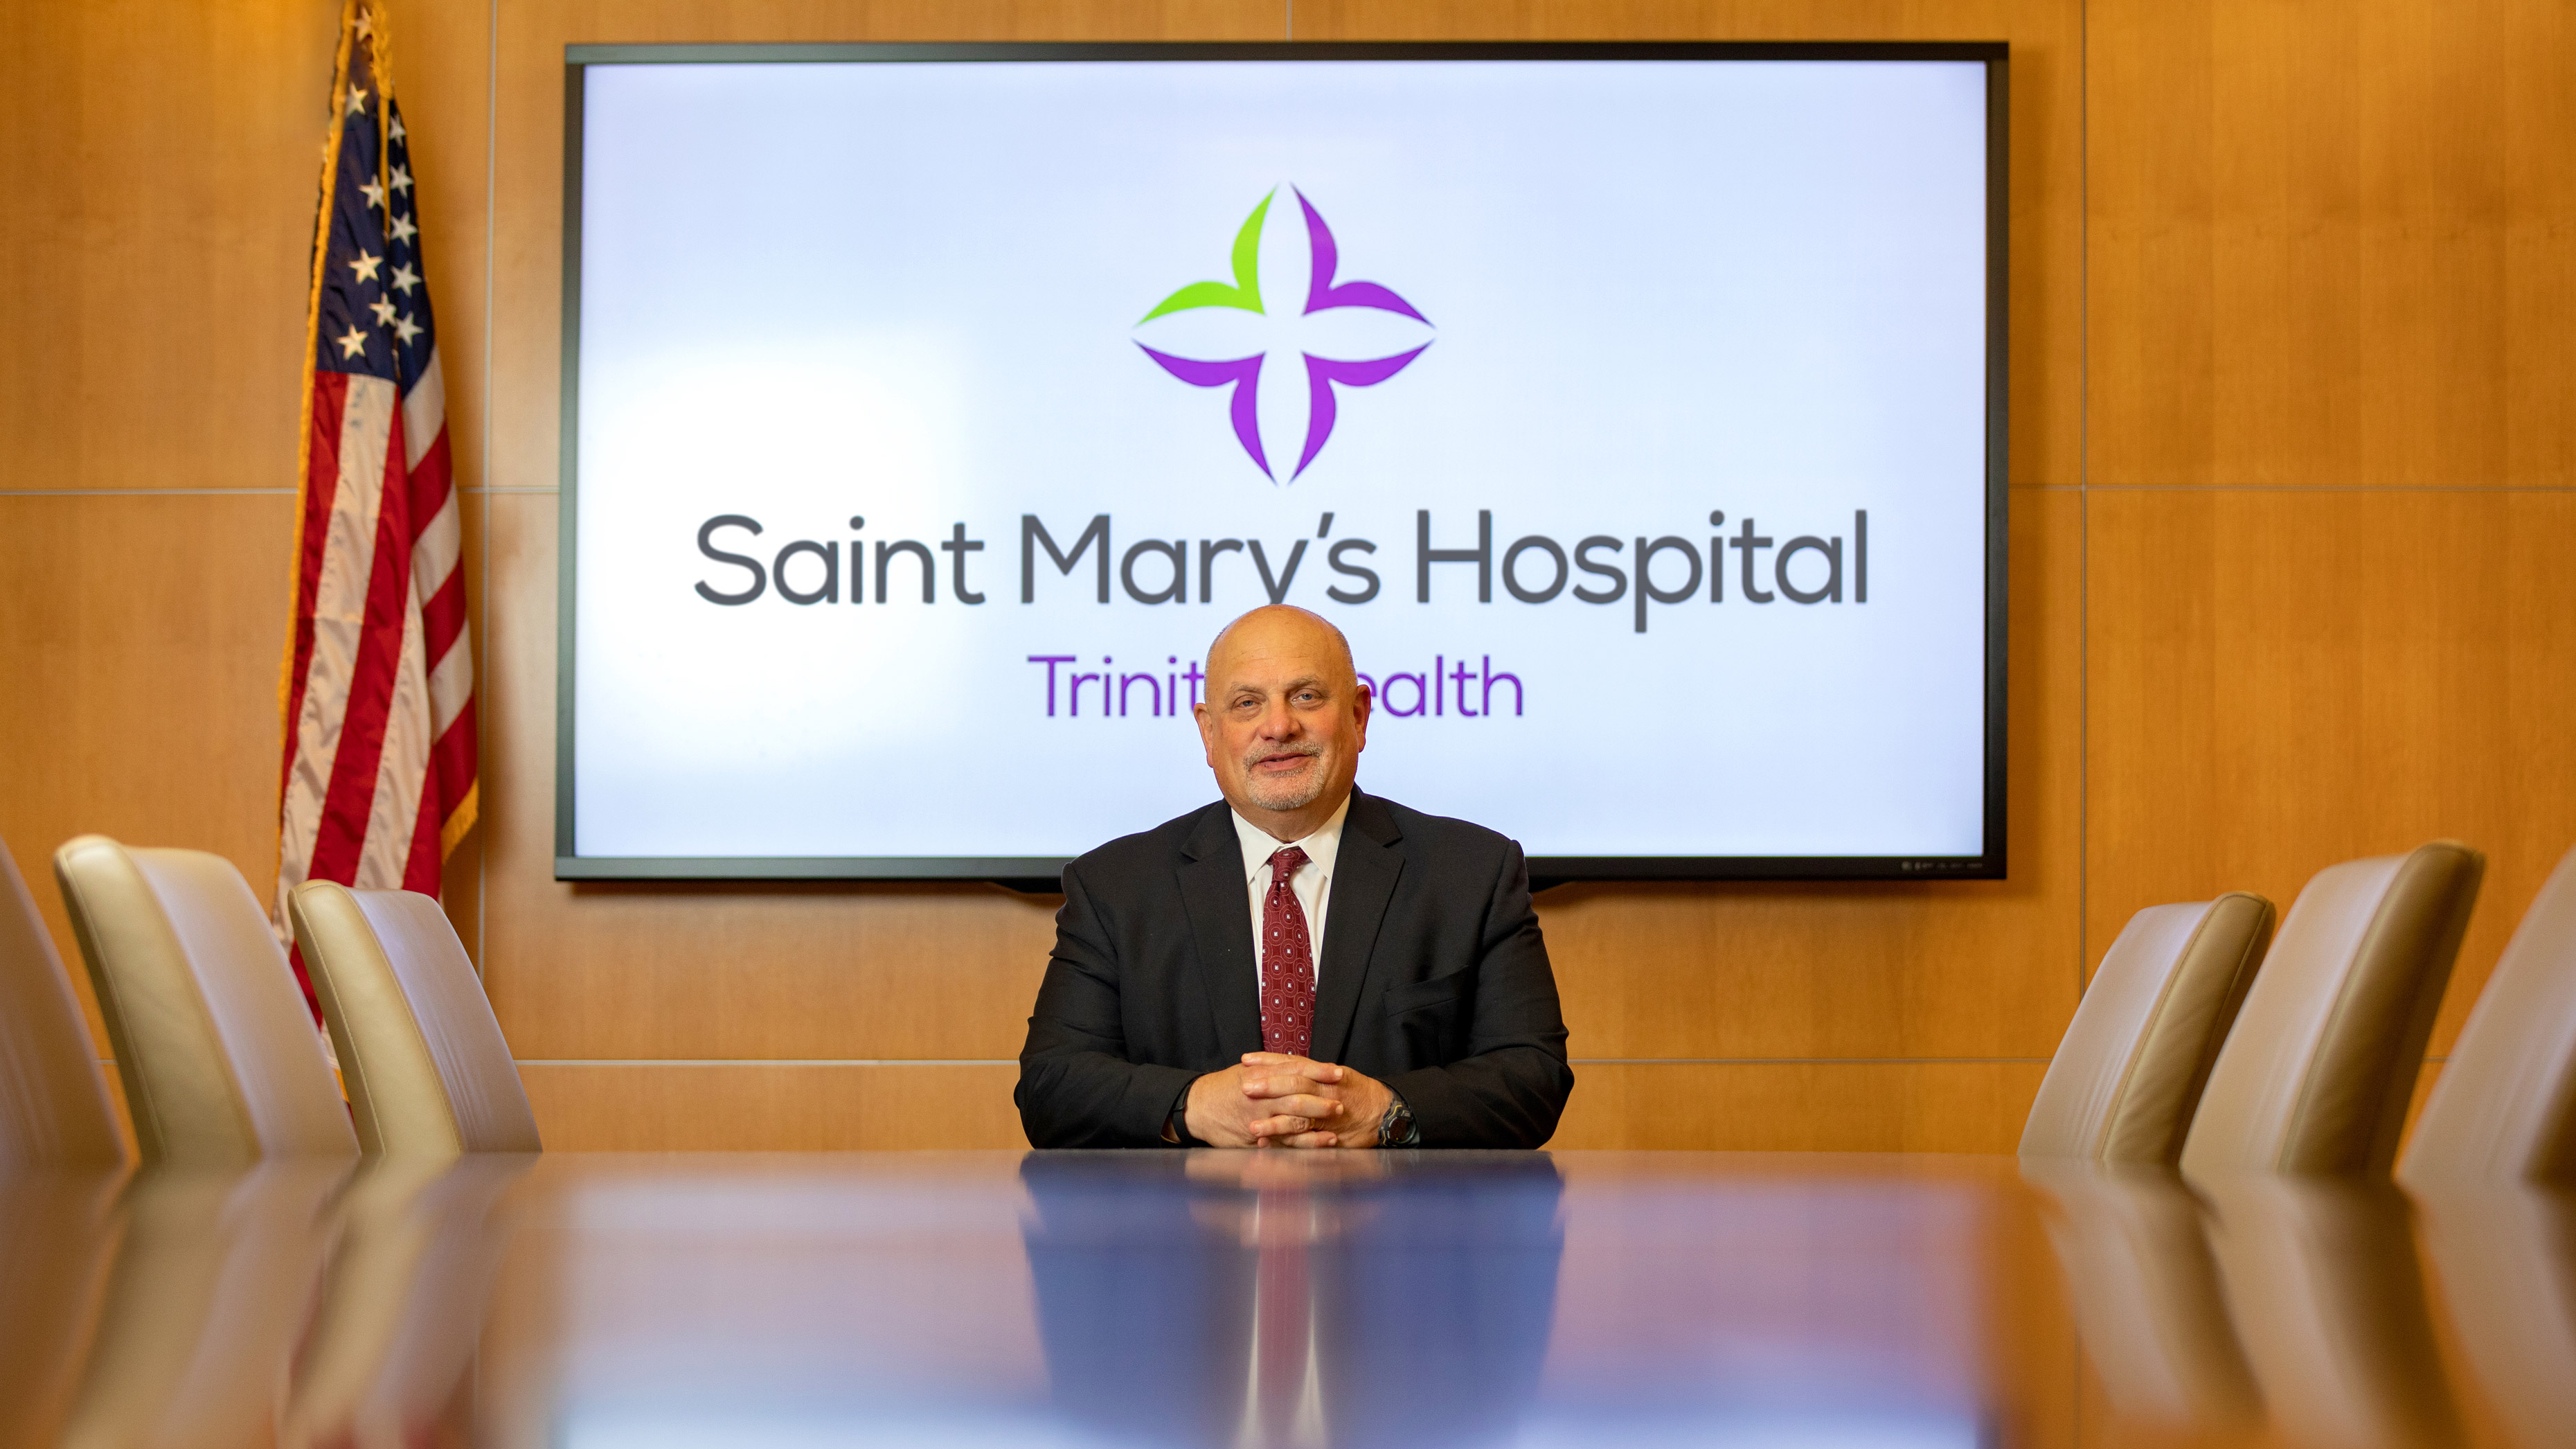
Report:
1,1150,2567,1448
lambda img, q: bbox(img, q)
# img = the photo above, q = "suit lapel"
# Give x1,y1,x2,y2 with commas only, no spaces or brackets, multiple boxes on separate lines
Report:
1311,791,1404,1065
1177,805,1264,1058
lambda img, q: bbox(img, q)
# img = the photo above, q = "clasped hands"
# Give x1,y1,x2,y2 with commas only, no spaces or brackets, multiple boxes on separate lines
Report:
1183,1052,1395,1148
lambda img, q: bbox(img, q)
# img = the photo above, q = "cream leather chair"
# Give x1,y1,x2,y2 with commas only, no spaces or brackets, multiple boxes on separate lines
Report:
0,837,125,1166
2399,843,2576,1184
2021,894,2275,1163
52,835,357,1165
289,881,540,1156
2181,841,2484,1178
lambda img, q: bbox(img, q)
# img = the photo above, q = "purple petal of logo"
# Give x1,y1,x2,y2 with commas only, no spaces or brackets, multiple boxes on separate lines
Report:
1296,345,1429,479
1138,345,1271,478
1297,189,1429,323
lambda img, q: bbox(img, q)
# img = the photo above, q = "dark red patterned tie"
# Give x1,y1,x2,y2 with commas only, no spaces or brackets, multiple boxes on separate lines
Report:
1260,846,1316,1057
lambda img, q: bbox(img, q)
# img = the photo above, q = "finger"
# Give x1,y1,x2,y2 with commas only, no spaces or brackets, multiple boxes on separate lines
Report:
1239,1054,1348,1083
1246,1114,1314,1138
1241,1066,1342,1095
1245,1092,1341,1119
1244,1090,1342,1121
1273,1130,1340,1149
1242,1074,1342,1103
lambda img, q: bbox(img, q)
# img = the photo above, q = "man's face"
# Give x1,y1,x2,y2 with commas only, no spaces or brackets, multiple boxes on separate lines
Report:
1195,610,1371,826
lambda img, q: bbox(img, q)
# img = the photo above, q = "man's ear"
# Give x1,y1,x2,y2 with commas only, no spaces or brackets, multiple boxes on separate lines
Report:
1349,684,1371,752
1194,702,1220,769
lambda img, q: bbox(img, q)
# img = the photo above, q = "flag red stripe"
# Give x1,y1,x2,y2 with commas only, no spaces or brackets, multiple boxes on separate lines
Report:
429,702,478,825
407,428,453,546
411,427,463,663
306,408,418,887
283,370,353,796
421,558,467,667
400,757,446,894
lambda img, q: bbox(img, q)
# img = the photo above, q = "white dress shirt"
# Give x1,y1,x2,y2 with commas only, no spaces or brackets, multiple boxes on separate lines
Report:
1232,794,1350,987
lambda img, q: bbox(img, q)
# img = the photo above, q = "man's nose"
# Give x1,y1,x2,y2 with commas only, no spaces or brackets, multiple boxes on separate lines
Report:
1254,702,1301,739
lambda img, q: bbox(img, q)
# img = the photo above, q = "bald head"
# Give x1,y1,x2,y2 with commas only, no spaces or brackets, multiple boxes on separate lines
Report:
1195,605,1372,840
1205,606,1357,691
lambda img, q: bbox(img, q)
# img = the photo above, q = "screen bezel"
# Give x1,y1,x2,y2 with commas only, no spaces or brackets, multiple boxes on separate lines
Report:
555,40,2011,886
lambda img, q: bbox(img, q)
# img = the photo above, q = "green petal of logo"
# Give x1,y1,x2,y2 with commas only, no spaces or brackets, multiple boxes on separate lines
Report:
1134,188,1431,481
1139,192,1271,321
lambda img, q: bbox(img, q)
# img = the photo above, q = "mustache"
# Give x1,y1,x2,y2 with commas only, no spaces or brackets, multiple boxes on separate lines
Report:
1244,740,1323,771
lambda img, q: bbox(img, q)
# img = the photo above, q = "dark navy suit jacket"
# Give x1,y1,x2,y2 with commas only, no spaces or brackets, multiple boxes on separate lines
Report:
1015,789,1574,1148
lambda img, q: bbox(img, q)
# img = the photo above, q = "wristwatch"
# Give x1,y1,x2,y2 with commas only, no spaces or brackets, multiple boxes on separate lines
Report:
1378,1094,1420,1148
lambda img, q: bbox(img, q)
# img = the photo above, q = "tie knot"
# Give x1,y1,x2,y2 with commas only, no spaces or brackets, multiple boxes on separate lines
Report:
1269,845,1310,881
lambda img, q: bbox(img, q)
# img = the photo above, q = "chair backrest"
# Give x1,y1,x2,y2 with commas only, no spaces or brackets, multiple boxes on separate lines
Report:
289,882,539,1156
2181,841,2484,1178
2022,894,2275,1164
0,838,125,1167
2399,844,2576,1185
52,835,357,1165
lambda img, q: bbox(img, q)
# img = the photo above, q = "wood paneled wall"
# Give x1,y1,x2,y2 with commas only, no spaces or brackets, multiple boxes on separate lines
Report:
2,0,2567,1153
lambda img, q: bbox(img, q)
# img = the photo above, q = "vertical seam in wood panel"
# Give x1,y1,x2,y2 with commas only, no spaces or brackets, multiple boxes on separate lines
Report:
476,0,497,980
2071,2,2091,1389
2076,0,2093,1001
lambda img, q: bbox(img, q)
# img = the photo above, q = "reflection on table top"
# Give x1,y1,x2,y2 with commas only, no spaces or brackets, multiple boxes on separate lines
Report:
0,1150,2566,1449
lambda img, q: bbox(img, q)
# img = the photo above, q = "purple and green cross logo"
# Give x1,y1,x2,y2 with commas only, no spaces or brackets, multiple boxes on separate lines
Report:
1135,188,1431,482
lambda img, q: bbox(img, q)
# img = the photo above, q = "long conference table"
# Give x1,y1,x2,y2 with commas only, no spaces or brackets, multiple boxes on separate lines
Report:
1,1150,2566,1448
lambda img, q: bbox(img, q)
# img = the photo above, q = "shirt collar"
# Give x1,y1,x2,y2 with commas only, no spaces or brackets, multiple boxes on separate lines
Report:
1232,792,1352,884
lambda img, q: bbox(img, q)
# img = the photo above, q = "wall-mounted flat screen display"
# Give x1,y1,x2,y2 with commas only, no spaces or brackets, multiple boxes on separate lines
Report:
560,42,2007,881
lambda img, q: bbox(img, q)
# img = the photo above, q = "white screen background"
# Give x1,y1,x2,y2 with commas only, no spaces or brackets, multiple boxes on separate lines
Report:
570,58,1992,862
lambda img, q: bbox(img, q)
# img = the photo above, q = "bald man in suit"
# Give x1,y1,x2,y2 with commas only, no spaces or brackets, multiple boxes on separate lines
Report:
1016,605,1573,1149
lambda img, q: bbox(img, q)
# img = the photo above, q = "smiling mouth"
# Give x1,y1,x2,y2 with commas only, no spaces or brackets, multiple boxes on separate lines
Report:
1251,754,1315,774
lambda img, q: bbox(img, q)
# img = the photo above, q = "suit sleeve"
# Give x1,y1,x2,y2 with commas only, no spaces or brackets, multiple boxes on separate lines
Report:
1384,842,1575,1149
1015,863,1199,1148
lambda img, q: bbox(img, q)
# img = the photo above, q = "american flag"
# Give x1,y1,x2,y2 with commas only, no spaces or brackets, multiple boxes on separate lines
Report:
275,0,476,997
